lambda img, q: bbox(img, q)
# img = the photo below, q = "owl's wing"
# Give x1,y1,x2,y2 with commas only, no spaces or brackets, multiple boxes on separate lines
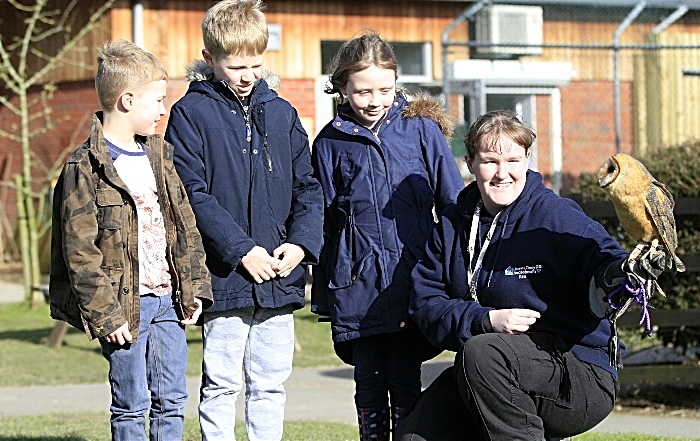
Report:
645,179,677,251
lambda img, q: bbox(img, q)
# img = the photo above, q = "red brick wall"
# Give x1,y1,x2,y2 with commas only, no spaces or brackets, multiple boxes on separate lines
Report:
560,80,633,182
276,79,316,120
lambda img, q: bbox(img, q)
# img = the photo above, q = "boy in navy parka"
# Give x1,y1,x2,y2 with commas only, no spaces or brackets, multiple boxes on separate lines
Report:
164,1,323,440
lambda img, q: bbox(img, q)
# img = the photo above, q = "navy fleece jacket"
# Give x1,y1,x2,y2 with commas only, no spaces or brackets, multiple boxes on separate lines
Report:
410,170,628,377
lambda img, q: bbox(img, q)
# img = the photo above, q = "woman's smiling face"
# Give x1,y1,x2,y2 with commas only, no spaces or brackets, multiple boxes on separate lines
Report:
467,136,530,214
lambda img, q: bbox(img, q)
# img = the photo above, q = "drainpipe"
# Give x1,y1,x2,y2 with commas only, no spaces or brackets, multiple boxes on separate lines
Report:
550,88,563,195
132,0,144,48
441,0,488,114
613,1,645,153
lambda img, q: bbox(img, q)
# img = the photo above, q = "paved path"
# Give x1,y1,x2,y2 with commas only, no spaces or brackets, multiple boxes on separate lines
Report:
2,361,700,439
2,280,700,438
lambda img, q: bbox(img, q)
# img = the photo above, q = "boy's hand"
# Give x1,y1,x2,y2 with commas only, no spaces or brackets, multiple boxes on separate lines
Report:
104,322,133,345
181,298,203,325
488,309,540,334
241,246,279,283
272,243,305,278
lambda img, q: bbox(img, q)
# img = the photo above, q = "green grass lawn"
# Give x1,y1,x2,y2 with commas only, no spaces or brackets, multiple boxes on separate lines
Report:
0,300,691,441
0,301,345,387
0,412,694,441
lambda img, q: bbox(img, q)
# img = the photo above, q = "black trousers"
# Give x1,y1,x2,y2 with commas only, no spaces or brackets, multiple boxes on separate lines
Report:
351,328,424,408
396,332,618,441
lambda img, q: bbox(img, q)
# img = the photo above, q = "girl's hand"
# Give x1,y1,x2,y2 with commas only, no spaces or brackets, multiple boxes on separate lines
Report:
488,309,540,334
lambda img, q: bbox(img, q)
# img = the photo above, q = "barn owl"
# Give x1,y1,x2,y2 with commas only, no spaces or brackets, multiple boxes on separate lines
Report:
597,153,684,326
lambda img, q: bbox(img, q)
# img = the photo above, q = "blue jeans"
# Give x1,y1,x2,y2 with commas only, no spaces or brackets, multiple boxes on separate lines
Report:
100,292,188,441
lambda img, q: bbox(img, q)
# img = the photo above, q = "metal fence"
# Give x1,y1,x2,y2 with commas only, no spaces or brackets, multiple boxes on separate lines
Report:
439,0,700,194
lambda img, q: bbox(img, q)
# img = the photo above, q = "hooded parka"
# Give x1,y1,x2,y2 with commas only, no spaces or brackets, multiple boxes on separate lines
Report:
410,171,628,377
311,92,464,349
164,61,323,312
49,113,213,341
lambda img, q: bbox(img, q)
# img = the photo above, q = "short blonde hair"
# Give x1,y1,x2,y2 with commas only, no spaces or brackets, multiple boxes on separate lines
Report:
202,0,268,59
95,40,168,111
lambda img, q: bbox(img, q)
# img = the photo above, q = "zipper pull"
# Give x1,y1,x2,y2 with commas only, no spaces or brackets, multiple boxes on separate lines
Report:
264,134,273,172
246,123,252,143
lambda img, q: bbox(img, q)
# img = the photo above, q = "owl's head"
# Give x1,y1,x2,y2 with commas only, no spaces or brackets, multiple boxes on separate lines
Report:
597,153,652,195
598,155,620,189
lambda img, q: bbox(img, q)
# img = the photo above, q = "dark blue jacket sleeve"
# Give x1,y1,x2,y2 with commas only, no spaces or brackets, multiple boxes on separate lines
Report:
285,112,324,264
165,104,256,270
309,138,336,316
409,214,493,352
421,119,464,214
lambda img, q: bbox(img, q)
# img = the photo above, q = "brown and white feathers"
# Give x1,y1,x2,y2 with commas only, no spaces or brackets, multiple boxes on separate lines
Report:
598,153,684,273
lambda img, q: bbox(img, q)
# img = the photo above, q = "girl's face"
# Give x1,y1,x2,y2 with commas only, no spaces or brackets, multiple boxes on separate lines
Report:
467,136,530,214
339,64,396,129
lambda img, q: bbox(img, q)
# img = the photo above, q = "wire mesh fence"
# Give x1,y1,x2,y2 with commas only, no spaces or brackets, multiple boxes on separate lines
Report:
440,1,700,194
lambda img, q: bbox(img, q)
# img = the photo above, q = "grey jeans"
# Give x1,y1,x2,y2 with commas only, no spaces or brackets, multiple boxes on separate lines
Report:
199,306,294,441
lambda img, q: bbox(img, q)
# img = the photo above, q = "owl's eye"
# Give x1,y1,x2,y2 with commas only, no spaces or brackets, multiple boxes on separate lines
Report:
608,165,616,174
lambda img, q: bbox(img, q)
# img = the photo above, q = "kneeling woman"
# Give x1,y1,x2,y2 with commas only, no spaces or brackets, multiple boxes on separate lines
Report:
408,111,630,440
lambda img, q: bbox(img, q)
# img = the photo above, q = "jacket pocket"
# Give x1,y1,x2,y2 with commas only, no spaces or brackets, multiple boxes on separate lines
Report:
96,188,124,228
95,188,125,267
328,251,385,325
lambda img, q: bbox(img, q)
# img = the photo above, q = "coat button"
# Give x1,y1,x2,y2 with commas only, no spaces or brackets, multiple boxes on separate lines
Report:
353,128,359,133
351,275,357,281
122,287,129,294
393,102,399,106
386,119,391,124
253,149,258,154
399,321,405,328
243,149,247,153
335,122,341,126
231,110,237,114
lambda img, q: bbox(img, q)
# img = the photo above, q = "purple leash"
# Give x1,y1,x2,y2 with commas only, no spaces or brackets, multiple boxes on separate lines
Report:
608,278,652,336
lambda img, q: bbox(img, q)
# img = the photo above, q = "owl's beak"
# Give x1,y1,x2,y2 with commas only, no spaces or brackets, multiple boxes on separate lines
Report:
598,157,619,188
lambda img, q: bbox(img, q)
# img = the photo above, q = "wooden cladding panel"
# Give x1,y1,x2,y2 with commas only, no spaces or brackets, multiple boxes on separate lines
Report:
641,32,700,150
0,0,112,85
102,1,467,80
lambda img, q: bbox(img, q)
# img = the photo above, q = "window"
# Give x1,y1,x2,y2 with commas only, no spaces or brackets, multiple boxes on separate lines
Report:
320,40,433,83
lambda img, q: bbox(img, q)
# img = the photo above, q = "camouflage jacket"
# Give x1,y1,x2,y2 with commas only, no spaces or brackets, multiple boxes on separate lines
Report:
49,113,213,341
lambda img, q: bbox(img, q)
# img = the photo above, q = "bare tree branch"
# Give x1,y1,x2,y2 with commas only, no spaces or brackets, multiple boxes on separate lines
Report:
0,94,21,116
27,0,116,89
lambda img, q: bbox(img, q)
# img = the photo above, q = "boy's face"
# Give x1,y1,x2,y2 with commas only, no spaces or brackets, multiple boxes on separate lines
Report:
203,50,264,98
128,79,167,136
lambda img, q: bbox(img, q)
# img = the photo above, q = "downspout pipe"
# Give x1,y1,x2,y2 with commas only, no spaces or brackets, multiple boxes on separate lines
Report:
441,0,488,114
132,0,144,48
614,1,645,153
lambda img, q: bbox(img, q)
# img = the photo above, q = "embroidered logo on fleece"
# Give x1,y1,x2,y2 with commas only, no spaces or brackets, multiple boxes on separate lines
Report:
505,265,542,279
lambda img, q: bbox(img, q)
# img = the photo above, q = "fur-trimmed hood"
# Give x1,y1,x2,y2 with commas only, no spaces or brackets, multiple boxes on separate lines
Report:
184,59,281,91
401,91,456,141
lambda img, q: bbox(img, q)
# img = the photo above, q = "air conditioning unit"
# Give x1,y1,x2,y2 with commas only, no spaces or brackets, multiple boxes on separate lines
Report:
475,4,543,57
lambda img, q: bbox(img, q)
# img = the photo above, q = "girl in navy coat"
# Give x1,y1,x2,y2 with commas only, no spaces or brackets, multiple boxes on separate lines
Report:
402,111,633,440
311,32,464,440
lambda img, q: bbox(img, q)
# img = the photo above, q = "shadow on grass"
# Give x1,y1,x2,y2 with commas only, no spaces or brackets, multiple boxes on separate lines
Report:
0,328,60,344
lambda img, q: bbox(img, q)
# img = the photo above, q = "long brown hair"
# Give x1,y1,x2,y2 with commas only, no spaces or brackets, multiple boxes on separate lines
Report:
325,31,398,97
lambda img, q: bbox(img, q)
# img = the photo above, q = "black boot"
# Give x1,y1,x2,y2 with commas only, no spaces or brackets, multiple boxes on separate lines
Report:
357,407,390,441
391,406,411,434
